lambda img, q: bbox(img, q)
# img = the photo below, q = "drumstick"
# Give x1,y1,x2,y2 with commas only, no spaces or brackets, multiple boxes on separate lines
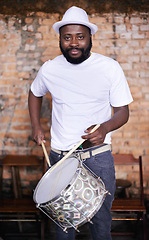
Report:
54,124,100,168
41,141,51,167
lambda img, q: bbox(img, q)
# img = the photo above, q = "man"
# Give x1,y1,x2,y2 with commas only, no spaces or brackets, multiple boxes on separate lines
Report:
28,6,133,240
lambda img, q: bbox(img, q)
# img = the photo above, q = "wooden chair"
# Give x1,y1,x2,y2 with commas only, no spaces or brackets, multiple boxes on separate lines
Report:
0,155,46,239
111,154,146,239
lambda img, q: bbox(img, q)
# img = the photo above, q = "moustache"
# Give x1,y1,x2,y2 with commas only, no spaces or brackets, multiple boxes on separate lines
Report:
66,47,84,53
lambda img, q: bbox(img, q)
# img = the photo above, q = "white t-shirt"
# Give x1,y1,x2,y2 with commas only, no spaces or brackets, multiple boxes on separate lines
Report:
31,52,133,150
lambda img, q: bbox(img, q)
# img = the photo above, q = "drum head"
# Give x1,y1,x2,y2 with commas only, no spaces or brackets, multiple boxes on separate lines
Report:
33,156,79,204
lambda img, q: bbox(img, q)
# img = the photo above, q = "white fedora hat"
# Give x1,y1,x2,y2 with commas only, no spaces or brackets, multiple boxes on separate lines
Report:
53,6,98,35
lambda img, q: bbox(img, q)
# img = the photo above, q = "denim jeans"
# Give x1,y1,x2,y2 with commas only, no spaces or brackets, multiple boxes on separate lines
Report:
49,145,115,240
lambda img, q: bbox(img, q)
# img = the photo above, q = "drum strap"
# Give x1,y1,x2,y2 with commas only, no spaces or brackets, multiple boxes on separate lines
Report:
80,144,111,159
51,144,111,160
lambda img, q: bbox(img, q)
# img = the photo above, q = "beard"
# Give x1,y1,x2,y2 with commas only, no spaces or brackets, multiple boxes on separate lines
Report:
60,38,92,64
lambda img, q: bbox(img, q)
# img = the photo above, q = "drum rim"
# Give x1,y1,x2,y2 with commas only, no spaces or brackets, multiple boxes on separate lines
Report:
33,156,79,204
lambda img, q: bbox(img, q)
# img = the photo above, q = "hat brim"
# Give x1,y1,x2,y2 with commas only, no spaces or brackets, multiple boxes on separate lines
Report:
53,20,98,35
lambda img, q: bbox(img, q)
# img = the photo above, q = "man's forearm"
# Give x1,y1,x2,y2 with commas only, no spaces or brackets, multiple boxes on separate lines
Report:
28,90,43,128
102,105,129,134
82,105,129,145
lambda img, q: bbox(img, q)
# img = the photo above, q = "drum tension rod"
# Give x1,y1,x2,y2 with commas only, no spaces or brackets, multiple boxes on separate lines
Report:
88,219,93,224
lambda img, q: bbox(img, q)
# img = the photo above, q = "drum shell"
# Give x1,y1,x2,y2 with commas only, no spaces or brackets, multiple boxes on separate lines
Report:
37,162,107,229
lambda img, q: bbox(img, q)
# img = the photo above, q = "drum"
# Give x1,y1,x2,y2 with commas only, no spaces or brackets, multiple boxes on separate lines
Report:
33,156,108,232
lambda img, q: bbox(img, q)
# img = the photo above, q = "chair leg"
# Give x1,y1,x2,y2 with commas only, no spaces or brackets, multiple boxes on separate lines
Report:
143,213,146,240
137,212,146,240
41,218,45,240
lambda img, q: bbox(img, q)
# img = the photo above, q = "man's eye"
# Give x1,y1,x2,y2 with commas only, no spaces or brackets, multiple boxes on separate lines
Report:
78,36,84,40
64,37,70,40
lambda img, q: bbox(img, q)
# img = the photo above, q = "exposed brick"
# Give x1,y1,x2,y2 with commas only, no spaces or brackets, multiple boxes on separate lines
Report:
141,55,149,62
132,25,139,31
116,24,126,32
35,32,42,39
98,32,116,39
2,71,18,78
114,16,124,24
126,70,140,78
130,17,144,24
40,18,55,25
120,32,132,39
119,47,134,55
37,25,50,33
132,32,145,39
99,24,113,32
128,55,140,62
140,24,149,31
120,63,132,70
89,16,107,24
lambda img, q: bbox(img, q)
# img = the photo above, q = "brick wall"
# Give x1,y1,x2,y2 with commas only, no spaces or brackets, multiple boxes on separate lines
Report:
0,11,149,197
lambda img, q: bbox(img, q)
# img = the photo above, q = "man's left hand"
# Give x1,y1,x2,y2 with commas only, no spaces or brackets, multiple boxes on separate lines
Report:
81,124,107,146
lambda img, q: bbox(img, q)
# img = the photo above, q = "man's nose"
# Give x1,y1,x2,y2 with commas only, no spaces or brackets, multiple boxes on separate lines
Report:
70,37,79,47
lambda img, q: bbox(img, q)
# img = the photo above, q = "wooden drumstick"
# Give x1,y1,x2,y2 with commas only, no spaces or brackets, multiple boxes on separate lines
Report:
41,141,51,167
54,124,100,169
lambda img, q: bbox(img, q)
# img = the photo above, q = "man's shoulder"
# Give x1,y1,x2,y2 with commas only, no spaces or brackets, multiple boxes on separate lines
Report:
43,55,63,65
92,52,116,63
91,52,119,70
40,55,63,71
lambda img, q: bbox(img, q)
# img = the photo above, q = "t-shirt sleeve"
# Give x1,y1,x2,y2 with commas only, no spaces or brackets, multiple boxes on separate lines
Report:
30,62,49,97
110,61,133,107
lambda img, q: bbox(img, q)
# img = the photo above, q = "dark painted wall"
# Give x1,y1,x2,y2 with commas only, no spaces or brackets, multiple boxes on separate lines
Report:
0,0,149,15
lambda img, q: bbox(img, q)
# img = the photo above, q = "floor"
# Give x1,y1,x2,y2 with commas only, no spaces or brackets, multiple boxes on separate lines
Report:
0,215,148,240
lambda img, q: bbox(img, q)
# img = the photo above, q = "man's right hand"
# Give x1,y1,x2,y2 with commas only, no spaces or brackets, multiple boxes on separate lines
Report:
32,126,45,145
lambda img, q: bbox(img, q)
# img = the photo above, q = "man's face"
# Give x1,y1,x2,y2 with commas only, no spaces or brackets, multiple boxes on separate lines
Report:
60,24,92,64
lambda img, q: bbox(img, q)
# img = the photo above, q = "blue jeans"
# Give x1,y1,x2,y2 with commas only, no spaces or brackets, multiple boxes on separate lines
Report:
49,145,115,240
